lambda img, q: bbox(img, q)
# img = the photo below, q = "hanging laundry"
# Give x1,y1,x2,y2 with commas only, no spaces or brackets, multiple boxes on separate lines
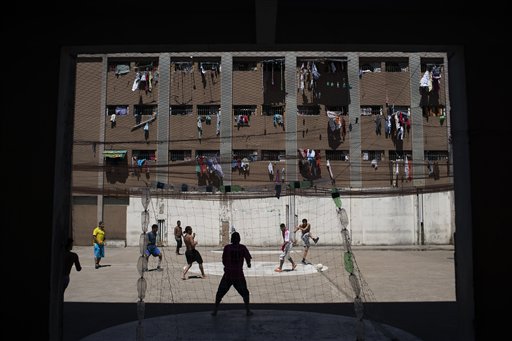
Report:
328,117,336,132
394,160,400,187
153,70,159,85
216,111,221,136
132,72,141,91
143,122,149,140
267,161,274,181
212,159,224,178
371,159,378,170
115,64,130,76
385,115,392,138
397,125,404,140
420,70,430,87
326,159,335,185
197,117,203,138
274,169,281,199
148,71,153,92
433,161,440,180
427,160,434,177
311,62,320,80
407,156,412,181
299,63,305,93
404,155,409,180
431,66,442,93
439,111,446,125
273,113,283,127
115,106,128,115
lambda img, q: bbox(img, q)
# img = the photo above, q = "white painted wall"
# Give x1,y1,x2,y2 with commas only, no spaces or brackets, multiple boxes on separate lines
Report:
126,191,455,247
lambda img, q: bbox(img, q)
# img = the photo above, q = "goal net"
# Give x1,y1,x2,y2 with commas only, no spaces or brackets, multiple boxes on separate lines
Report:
134,187,370,308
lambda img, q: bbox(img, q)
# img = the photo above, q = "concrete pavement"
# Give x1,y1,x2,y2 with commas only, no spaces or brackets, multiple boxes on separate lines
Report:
64,245,457,340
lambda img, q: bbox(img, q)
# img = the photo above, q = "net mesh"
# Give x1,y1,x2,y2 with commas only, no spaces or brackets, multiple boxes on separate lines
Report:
140,191,355,304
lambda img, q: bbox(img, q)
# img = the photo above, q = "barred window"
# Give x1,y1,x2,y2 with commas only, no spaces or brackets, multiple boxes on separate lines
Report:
359,57,382,73
173,62,193,72
233,61,258,71
385,60,409,72
196,150,219,158
197,105,220,116
424,151,449,161
133,61,158,71
421,58,444,73
297,105,320,116
170,150,192,162
170,105,193,116
133,150,156,161
233,105,257,116
261,150,286,161
391,106,409,114
325,105,348,116
262,105,284,116
325,150,349,161
233,150,258,160
361,106,382,116
389,151,412,161
134,104,157,116
362,150,384,161
106,105,129,116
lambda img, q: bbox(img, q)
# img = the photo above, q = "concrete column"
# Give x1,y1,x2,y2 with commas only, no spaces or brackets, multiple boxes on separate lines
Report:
409,54,425,187
448,47,474,341
97,55,107,222
220,53,233,185
285,52,298,182
443,54,453,178
346,52,362,188
157,53,170,185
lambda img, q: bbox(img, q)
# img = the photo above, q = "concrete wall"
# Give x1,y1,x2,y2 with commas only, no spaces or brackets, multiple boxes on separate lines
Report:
125,190,454,247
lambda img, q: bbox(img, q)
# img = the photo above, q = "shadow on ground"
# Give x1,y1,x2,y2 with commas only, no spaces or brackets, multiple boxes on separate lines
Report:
64,301,457,341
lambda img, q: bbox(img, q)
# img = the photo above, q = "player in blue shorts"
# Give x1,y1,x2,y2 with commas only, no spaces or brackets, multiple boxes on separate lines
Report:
145,224,162,270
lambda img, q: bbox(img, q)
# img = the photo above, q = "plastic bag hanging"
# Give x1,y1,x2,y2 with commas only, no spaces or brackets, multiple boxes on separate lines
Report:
141,187,150,210
141,211,150,232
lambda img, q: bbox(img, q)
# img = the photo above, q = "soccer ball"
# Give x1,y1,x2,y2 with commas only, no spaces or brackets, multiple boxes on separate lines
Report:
316,263,323,270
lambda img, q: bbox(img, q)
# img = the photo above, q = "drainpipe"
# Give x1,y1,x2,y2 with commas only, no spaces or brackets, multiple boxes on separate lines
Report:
417,188,425,245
